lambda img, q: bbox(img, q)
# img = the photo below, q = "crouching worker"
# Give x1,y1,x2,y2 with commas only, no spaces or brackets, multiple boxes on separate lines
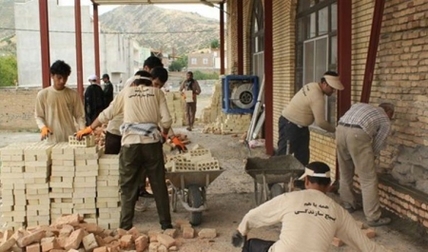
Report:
76,71,173,230
232,161,387,252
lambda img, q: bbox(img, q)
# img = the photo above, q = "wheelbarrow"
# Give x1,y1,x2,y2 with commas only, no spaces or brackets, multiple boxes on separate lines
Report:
165,168,224,226
244,155,304,205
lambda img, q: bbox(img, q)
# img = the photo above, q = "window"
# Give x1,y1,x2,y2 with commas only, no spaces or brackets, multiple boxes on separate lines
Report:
296,0,337,124
251,0,264,80
191,58,197,65
203,58,208,65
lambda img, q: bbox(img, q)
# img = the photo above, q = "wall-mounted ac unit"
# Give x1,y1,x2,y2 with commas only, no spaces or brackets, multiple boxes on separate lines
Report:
222,75,259,114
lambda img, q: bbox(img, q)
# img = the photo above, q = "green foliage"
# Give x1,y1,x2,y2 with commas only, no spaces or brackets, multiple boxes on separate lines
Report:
168,61,183,72
0,55,17,86
192,70,219,80
168,55,188,72
210,39,219,49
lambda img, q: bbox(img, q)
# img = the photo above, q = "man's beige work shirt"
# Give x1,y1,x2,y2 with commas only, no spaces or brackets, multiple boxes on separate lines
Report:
238,189,386,252
98,85,172,145
281,82,335,132
35,86,86,143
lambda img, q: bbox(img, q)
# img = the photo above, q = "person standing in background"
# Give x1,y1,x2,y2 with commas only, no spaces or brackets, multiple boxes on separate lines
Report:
179,71,201,131
35,60,85,143
84,74,105,126
102,73,114,108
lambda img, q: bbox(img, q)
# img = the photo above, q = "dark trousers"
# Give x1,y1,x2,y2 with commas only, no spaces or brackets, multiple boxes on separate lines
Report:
242,238,274,252
119,142,171,230
185,102,197,127
276,116,310,166
104,131,122,154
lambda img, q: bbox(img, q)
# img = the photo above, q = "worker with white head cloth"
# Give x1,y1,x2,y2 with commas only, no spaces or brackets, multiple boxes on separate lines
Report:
232,161,388,252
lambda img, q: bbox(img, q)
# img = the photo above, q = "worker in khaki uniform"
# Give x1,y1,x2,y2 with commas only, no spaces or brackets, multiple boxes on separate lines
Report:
232,162,388,252
336,102,394,227
35,60,86,143
179,71,201,131
276,71,344,165
76,71,173,230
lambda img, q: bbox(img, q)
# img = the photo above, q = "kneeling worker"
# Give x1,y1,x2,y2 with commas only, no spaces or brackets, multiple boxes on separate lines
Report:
76,71,173,230
232,161,387,252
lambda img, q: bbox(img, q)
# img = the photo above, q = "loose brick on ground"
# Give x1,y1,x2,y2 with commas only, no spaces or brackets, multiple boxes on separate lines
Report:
198,228,216,239
26,243,41,252
0,238,17,252
64,229,84,250
182,227,195,239
41,237,61,252
157,234,176,248
163,229,177,238
119,234,134,250
82,233,99,252
135,235,149,252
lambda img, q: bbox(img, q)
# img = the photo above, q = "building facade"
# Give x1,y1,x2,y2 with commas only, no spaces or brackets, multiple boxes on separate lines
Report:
14,0,142,87
226,0,428,228
187,48,226,73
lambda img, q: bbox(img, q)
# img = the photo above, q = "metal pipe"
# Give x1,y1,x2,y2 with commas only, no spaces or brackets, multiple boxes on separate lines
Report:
39,0,51,88
93,3,100,80
264,0,273,155
237,0,243,74
360,0,386,103
75,0,84,99
220,2,225,75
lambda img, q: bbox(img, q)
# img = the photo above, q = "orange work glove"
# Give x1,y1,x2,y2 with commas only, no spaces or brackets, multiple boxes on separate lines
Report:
171,136,187,153
40,126,52,140
76,126,93,140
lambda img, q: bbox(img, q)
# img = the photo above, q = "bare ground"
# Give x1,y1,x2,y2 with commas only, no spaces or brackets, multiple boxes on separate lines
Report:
0,126,427,252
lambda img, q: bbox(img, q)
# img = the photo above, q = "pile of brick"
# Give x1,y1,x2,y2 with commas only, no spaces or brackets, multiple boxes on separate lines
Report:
165,145,220,172
165,91,186,127
200,80,222,124
0,214,217,252
0,136,121,231
203,114,252,135
97,154,121,230
0,142,56,229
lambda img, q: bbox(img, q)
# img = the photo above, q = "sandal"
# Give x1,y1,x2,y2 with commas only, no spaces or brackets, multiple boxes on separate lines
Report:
367,217,391,227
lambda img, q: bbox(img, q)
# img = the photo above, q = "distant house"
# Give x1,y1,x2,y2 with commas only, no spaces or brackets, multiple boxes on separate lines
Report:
187,48,227,73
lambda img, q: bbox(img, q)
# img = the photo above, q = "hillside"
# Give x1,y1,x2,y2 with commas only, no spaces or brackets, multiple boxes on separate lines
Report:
0,3,220,56
99,5,220,55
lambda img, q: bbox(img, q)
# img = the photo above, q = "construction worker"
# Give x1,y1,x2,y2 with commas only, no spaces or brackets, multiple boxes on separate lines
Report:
232,161,387,252
179,71,201,131
85,74,105,126
102,73,114,108
76,71,173,230
336,103,394,226
276,71,344,166
35,60,85,143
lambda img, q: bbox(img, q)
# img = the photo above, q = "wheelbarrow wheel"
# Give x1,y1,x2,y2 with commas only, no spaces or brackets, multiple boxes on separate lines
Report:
270,183,284,199
187,185,202,226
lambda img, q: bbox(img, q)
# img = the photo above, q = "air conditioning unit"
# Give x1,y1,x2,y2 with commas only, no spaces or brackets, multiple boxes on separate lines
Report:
222,75,259,114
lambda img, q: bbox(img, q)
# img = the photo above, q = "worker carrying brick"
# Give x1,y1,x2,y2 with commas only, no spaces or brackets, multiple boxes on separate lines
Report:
232,162,387,252
336,102,394,226
76,70,173,231
276,71,344,166
35,60,86,143
179,71,201,131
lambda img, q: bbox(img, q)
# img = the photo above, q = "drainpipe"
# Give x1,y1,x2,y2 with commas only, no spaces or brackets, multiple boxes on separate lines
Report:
220,2,225,75
237,0,243,75
361,0,386,103
74,0,84,99
264,0,273,155
39,0,50,88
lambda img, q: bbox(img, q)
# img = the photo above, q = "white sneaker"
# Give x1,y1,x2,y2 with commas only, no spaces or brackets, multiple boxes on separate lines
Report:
134,197,148,212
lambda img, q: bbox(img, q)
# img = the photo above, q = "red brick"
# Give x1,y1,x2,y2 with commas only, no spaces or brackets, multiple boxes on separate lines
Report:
53,214,81,228
198,228,216,239
157,234,175,248
93,246,108,252
59,225,74,238
182,227,195,239
126,227,140,241
174,219,190,229
95,235,106,247
115,228,127,237
119,234,133,250
18,230,45,247
26,243,41,252
148,231,161,242
163,229,177,238
103,236,116,244
64,229,84,250
79,223,103,234
135,235,149,252
82,233,99,252
0,238,17,252
41,237,61,252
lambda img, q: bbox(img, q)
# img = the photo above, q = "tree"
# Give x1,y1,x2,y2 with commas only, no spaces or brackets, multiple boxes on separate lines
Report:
0,55,17,86
210,39,219,49
168,60,183,72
